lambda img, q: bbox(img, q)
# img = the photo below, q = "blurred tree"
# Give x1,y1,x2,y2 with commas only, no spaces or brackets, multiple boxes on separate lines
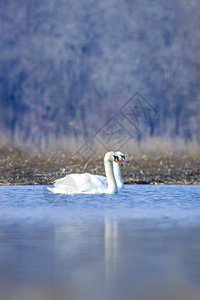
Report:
0,0,199,147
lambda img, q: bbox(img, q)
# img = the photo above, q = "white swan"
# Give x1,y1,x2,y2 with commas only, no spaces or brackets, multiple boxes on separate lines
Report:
47,151,122,194
113,151,129,189
92,151,129,190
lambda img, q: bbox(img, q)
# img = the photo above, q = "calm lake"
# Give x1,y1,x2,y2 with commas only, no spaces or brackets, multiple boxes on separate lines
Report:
0,184,200,300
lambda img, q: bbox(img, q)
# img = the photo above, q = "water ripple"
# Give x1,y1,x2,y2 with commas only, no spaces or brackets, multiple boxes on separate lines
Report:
0,184,199,225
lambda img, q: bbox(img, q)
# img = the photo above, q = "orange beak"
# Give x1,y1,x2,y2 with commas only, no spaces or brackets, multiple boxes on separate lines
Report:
114,157,122,165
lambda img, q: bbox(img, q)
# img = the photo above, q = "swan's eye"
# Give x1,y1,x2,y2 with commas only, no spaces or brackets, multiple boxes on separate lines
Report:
121,155,129,163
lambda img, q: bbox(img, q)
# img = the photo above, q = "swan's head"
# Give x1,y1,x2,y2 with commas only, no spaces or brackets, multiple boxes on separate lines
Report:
104,151,122,165
115,151,129,163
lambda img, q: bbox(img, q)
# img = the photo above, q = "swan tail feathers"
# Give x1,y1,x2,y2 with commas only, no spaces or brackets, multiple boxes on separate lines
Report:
47,186,66,194
47,187,56,193
54,177,66,185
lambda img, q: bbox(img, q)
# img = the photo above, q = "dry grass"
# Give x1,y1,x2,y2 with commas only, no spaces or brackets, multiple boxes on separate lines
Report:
0,136,199,185
1,131,199,157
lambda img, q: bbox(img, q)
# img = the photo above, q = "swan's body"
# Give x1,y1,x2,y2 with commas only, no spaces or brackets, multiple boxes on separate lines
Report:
50,173,107,194
47,151,122,195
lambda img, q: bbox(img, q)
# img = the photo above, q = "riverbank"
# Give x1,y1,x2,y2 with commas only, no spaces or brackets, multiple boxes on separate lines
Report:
0,146,199,185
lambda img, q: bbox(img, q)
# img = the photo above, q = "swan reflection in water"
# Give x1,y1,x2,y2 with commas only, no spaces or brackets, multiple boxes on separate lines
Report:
53,216,120,298
104,218,119,285
1,215,200,300
52,217,200,300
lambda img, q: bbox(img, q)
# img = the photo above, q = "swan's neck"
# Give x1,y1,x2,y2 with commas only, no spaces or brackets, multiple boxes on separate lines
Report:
113,163,124,190
104,160,118,194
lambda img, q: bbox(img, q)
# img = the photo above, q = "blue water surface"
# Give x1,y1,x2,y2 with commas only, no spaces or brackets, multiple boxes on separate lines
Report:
0,184,200,300
0,184,200,223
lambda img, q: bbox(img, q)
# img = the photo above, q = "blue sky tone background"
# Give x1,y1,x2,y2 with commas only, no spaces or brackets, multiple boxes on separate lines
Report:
0,0,199,147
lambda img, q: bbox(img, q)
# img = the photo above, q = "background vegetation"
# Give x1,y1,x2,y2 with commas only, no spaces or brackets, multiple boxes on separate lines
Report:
0,0,199,153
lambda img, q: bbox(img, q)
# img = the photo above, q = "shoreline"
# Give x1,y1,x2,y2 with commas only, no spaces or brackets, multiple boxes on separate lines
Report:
0,147,199,185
